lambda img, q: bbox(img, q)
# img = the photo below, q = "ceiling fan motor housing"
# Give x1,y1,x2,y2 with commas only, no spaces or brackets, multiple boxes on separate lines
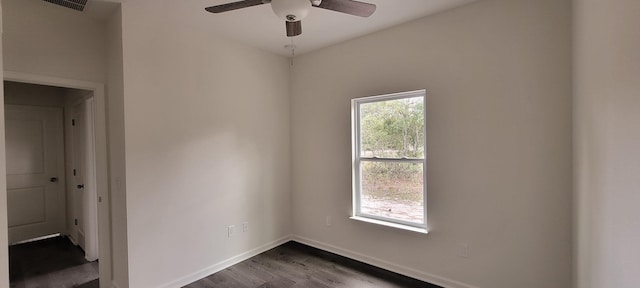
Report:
271,0,312,22
205,0,376,37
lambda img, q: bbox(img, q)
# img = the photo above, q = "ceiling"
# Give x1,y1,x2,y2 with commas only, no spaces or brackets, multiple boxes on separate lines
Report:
177,0,477,56
81,0,476,57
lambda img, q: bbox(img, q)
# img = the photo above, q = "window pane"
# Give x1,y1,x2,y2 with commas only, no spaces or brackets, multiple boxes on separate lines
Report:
360,161,424,224
360,97,424,158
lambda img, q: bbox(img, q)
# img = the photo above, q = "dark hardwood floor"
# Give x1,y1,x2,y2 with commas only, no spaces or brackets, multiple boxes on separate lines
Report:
184,241,441,288
9,236,99,288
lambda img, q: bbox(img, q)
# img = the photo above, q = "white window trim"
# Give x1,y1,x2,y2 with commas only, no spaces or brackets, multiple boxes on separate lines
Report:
351,89,428,233
349,216,429,234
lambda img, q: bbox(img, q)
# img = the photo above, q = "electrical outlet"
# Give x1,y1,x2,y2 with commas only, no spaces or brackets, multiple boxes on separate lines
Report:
228,225,235,238
243,222,249,232
325,216,331,226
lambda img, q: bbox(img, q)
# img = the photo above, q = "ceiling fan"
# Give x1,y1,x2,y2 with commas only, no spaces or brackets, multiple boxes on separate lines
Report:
205,0,377,37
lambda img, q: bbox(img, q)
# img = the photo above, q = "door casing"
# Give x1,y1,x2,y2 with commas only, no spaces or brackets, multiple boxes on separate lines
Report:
3,71,111,288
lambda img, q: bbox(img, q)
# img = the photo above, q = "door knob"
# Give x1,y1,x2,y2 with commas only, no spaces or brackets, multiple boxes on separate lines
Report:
77,184,84,189
50,177,58,183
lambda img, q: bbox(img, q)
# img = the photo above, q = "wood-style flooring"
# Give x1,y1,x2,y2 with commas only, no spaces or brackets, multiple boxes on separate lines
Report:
184,241,441,288
9,236,99,288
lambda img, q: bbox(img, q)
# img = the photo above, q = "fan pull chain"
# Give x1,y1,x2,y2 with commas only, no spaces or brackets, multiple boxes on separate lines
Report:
289,38,296,66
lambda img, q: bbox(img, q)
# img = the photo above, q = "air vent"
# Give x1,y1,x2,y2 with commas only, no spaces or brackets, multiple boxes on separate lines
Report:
42,0,88,12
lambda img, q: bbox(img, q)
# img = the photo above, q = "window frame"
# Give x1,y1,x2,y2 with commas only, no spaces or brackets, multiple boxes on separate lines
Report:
351,90,428,232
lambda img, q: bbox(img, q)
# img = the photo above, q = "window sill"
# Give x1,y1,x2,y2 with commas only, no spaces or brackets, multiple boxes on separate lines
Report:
349,216,429,234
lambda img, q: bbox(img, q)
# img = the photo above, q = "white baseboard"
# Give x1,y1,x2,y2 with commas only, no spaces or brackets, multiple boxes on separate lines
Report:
158,235,293,288
291,235,480,288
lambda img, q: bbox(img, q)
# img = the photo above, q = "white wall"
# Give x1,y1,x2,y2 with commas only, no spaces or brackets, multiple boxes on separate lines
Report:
574,1,640,287
3,81,66,107
119,1,292,287
2,0,106,83
290,0,572,287
106,5,129,288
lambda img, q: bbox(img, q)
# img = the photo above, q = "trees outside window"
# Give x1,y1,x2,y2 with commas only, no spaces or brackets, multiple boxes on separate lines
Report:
352,90,426,229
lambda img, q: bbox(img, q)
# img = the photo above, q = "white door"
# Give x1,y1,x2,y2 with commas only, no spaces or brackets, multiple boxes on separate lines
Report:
72,102,86,250
71,99,99,261
6,105,66,244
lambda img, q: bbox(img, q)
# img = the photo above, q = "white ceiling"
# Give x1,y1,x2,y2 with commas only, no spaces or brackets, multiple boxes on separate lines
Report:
80,0,475,56
173,0,477,57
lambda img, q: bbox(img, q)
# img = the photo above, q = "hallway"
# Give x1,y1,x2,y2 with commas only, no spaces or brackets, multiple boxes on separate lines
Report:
9,236,98,288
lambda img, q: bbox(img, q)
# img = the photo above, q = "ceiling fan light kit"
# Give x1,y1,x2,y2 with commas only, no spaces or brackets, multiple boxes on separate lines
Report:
271,0,312,22
205,0,376,37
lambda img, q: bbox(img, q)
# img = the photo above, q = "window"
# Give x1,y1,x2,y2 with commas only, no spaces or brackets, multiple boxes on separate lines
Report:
351,90,427,232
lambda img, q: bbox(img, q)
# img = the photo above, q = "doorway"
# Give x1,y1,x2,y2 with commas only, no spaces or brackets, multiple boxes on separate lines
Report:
3,72,111,288
5,103,66,244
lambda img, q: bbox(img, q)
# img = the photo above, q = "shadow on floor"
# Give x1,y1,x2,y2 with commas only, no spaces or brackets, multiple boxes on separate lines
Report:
9,236,99,288
74,278,99,288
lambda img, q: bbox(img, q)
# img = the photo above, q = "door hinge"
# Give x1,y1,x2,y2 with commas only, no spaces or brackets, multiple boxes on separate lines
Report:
72,119,75,126
73,169,76,176
74,219,78,226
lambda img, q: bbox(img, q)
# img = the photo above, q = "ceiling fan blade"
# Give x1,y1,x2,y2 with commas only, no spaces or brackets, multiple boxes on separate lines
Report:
286,21,302,37
205,0,268,13
314,0,376,17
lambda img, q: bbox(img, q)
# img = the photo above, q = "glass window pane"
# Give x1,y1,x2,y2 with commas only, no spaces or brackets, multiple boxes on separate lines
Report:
359,97,424,158
360,161,424,224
